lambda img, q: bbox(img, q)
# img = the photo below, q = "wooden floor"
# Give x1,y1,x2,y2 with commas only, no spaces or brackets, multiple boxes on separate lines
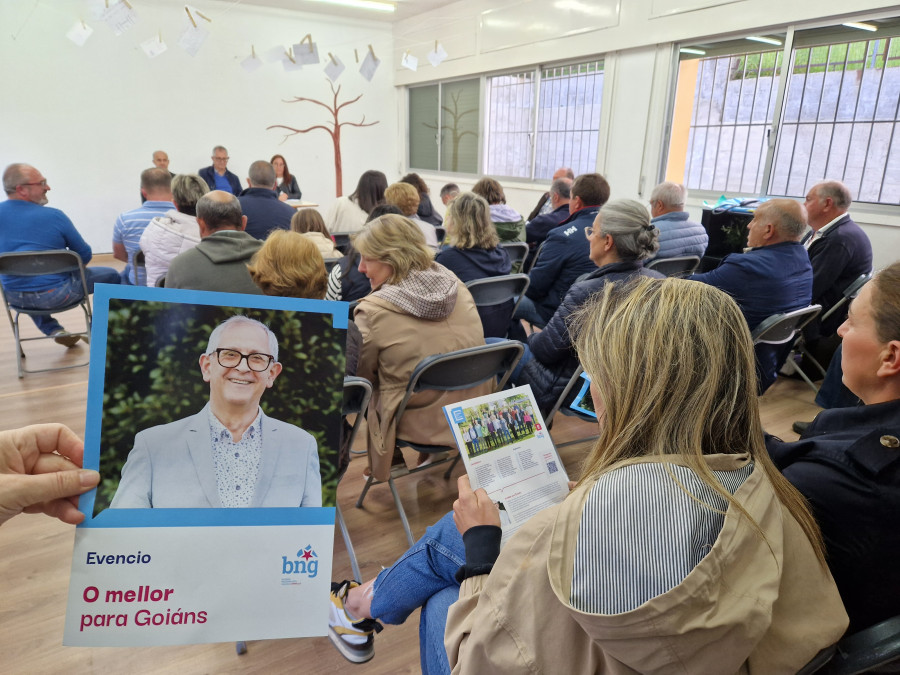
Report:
0,256,824,674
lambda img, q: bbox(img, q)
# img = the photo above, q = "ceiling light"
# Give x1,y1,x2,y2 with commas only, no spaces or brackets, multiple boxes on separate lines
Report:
745,36,783,46
304,0,395,12
842,21,877,32
680,47,707,55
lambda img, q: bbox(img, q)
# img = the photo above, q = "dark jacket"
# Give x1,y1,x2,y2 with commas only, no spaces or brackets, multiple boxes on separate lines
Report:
526,206,600,323
521,261,664,414
806,214,873,339
276,176,302,201
238,187,296,240
525,203,571,266
417,192,443,227
766,398,900,634
339,251,371,303
649,211,708,261
198,166,242,194
690,241,813,393
436,246,513,337
165,230,263,294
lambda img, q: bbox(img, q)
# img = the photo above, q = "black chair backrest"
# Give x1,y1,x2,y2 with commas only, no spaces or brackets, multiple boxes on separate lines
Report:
527,240,548,273
333,233,352,255
132,249,146,285
466,274,529,339
819,271,872,323
751,305,822,345
395,341,524,420
499,242,528,269
646,255,701,278
0,250,84,278
324,258,341,273
434,226,446,244
819,614,900,675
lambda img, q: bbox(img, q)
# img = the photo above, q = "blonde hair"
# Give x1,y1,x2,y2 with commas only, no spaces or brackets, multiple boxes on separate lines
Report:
446,192,499,249
291,209,331,238
384,182,420,217
351,214,433,285
247,230,327,299
570,277,826,566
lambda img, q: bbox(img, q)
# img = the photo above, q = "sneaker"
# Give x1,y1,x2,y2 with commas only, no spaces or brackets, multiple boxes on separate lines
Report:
328,580,382,664
792,420,810,435
52,329,80,348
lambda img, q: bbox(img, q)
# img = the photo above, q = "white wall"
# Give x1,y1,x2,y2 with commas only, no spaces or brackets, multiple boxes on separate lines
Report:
395,0,900,270
0,0,396,252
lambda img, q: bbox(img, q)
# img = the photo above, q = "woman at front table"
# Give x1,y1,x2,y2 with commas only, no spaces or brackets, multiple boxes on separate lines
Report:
271,154,301,201
328,277,848,673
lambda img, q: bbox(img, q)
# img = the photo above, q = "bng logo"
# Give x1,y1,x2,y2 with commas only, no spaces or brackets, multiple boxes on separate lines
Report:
281,545,319,584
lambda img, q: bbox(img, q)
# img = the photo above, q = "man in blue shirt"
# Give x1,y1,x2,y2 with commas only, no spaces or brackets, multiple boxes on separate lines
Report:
113,168,175,284
198,145,241,194
647,181,708,261
237,161,295,240
690,198,813,392
0,163,120,346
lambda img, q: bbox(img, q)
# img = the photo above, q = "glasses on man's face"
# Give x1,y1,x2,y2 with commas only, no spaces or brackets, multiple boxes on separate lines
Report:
19,180,48,188
213,348,274,371
213,156,229,162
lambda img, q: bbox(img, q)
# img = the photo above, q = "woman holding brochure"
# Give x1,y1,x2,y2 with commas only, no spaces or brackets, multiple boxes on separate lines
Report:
328,277,848,671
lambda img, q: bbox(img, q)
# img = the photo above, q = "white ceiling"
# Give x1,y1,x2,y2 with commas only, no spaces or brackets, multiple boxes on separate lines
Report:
235,0,448,23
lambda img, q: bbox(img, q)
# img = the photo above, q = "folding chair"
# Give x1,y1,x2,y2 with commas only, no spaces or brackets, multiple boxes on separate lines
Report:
752,305,821,394
333,233,352,255
646,255,701,277
132,249,146,286
817,614,900,674
465,273,530,338
434,226,446,245
0,250,92,378
527,240,548,273
339,376,373,583
499,241,529,272
356,340,524,546
323,257,341,273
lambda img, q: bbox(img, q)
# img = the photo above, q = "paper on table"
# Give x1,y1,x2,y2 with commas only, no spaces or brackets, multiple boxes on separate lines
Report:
400,52,418,71
178,25,208,57
294,40,320,65
67,21,94,46
101,1,138,36
324,54,345,82
141,35,167,58
360,50,380,81
427,43,448,67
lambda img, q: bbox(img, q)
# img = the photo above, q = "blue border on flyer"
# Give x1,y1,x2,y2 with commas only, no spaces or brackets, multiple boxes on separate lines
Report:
78,284,347,529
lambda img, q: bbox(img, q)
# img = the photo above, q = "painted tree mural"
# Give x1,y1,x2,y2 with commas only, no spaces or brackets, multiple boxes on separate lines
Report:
268,81,379,197
424,90,477,172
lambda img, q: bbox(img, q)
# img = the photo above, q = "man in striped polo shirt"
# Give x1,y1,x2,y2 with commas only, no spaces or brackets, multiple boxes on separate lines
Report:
112,168,174,284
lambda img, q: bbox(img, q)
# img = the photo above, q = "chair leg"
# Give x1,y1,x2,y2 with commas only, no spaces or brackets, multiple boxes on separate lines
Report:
781,356,820,395
13,316,24,379
336,504,362,583
443,454,461,480
356,474,375,508
387,477,415,547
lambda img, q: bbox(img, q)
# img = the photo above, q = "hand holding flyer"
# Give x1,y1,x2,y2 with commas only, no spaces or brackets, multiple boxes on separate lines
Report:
443,385,569,544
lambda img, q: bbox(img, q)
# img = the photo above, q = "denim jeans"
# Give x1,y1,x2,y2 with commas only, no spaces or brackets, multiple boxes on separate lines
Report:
512,295,547,329
4,267,120,335
815,344,860,409
370,512,465,675
485,337,533,384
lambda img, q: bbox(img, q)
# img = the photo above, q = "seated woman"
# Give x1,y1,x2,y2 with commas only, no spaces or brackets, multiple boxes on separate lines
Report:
517,199,663,415
291,209,341,259
471,177,525,243
326,170,387,234
325,204,402,303
401,172,443,227
139,174,209,287
246,229,327,299
436,192,512,336
767,260,900,635
329,277,849,672
350,214,487,478
383,182,439,250
271,154,301,201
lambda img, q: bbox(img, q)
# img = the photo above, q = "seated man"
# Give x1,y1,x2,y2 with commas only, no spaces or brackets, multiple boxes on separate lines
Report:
690,198,812,392
516,173,610,329
113,167,175,284
165,191,263,294
526,167,574,221
767,261,900,635
111,316,321,508
0,163,120,346
198,145,241,194
647,181,708,261
524,177,572,269
237,160,296,240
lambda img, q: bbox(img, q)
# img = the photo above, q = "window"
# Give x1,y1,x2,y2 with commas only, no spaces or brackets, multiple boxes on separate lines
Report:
667,18,900,205
408,79,480,173
409,59,604,180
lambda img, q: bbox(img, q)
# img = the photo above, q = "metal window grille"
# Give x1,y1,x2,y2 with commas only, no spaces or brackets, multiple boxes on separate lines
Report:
485,71,536,179
771,37,900,203
683,50,783,194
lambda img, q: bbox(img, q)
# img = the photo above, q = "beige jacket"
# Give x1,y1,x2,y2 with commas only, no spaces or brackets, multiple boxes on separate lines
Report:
354,264,487,480
301,231,341,259
446,454,848,674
